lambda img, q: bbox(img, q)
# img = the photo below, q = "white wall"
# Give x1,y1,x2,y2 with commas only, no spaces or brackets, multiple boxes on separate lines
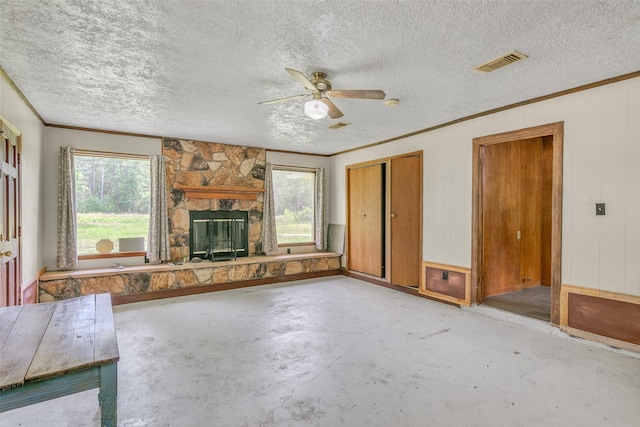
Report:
266,151,330,254
329,77,640,297
43,128,161,270
0,76,46,285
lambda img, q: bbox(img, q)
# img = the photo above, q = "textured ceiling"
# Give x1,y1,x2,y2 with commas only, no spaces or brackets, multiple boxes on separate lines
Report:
1,1,639,155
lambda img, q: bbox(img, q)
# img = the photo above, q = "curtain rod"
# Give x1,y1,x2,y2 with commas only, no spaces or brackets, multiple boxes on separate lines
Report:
271,164,318,172
73,148,152,160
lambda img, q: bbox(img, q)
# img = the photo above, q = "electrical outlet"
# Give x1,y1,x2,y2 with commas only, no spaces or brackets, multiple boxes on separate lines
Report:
442,271,448,280
287,248,291,254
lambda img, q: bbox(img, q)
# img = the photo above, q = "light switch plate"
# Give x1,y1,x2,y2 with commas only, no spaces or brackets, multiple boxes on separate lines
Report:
596,203,605,215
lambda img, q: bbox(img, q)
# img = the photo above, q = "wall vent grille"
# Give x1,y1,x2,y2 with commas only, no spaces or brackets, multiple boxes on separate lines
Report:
473,51,528,73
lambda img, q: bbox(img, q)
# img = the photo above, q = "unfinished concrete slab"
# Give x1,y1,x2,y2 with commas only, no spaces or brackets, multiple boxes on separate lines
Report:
2,276,639,426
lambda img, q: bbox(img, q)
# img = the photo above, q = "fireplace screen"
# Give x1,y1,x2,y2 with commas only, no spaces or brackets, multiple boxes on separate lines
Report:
189,210,249,261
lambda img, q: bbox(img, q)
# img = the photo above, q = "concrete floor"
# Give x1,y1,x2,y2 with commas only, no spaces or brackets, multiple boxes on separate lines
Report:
2,276,639,427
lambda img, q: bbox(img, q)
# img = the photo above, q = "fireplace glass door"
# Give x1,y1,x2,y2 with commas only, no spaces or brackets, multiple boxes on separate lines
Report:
189,210,249,261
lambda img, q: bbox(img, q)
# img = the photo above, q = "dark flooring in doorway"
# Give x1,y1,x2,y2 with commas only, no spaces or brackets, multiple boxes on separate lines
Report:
483,286,551,321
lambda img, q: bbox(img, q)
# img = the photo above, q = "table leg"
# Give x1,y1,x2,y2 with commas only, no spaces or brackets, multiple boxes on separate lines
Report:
98,363,117,427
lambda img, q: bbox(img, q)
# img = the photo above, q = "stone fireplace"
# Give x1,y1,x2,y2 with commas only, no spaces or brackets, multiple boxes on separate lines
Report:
162,138,266,262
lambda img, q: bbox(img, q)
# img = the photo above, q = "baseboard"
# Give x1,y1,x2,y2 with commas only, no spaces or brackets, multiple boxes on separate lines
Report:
561,325,640,354
341,269,460,305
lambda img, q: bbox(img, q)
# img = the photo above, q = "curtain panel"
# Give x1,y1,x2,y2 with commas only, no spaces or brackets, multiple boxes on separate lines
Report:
315,168,327,251
57,146,78,269
148,155,170,262
261,163,278,253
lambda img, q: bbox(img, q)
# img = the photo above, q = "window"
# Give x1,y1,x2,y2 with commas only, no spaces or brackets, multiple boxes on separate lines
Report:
272,167,315,245
74,153,150,255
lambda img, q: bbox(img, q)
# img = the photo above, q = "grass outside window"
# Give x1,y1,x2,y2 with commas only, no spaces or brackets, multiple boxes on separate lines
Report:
76,213,148,254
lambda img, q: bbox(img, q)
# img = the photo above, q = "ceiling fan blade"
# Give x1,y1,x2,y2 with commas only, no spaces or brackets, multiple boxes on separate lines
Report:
322,98,344,119
327,89,386,100
285,68,318,93
258,94,307,105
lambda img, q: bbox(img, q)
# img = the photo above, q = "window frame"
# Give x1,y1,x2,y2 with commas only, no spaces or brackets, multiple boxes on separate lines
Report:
73,149,151,259
271,165,317,247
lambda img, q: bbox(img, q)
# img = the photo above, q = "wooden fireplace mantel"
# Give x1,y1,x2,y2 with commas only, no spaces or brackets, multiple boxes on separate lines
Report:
175,185,265,200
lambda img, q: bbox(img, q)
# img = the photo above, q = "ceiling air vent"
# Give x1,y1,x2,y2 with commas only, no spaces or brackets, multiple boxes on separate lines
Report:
328,122,349,130
473,50,528,73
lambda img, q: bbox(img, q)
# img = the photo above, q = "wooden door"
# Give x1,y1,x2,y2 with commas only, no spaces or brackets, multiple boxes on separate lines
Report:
390,155,421,286
519,138,543,286
1,121,21,306
480,138,547,299
348,164,384,277
481,141,521,297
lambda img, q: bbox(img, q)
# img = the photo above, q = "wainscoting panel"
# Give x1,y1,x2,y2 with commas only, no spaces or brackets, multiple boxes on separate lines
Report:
560,284,640,351
419,262,471,306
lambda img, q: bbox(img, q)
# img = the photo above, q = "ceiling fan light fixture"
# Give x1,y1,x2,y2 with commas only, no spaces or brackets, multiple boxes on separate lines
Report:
304,99,329,119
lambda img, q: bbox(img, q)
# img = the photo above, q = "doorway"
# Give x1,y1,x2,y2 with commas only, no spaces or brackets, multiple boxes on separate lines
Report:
472,123,563,325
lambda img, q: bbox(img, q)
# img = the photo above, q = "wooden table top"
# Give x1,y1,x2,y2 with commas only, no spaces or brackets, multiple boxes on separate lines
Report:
0,294,119,391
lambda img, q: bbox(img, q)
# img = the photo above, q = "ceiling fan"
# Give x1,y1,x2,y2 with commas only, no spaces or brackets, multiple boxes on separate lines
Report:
259,68,386,120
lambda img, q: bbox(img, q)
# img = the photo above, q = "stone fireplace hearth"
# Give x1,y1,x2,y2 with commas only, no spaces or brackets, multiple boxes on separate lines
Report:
163,138,266,262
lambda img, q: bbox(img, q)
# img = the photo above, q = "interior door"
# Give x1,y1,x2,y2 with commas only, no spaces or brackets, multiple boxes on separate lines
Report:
519,138,543,286
480,138,545,299
390,155,421,286
1,122,21,306
348,164,384,277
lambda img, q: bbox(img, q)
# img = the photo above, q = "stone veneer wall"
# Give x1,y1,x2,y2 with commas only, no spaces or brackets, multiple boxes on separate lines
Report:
162,138,266,262
39,255,342,302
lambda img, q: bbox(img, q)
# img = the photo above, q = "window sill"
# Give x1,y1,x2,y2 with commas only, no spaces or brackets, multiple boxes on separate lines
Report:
78,251,146,260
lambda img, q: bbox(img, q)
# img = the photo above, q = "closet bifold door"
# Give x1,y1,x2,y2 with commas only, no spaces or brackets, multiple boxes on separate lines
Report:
389,155,421,287
347,164,384,277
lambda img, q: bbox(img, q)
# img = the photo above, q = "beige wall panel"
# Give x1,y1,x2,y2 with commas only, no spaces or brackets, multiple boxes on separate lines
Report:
563,89,603,289
523,94,564,126
599,84,630,294
422,135,449,262
0,77,46,284
625,78,640,296
448,125,473,265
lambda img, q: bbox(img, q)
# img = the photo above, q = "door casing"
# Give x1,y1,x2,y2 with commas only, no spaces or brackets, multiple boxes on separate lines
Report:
472,122,563,325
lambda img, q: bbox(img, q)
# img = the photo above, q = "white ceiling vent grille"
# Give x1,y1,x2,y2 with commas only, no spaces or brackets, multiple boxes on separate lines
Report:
473,50,528,73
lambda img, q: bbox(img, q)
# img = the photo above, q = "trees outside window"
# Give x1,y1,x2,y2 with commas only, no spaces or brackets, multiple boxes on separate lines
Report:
74,154,150,254
272,168,315,244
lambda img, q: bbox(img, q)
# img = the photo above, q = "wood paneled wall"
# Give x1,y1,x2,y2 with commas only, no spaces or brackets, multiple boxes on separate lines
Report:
329,76,640,299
